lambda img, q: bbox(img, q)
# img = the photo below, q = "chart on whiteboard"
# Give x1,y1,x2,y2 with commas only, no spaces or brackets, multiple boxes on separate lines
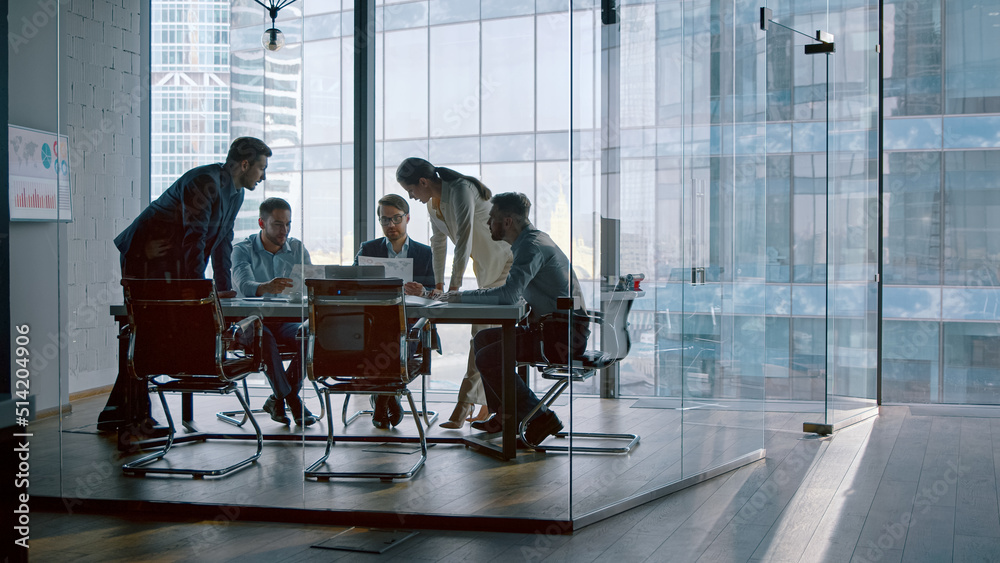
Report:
8,124,72,221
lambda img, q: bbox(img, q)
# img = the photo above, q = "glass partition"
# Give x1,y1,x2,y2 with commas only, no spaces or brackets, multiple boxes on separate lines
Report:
7,0,70,509
826,18,879,427
22,0,875,533
673,0,767,486
567,0,767,520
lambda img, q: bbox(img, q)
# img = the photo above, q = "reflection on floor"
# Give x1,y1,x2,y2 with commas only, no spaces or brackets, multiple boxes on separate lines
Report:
32,404,1000,561
34,390,768,527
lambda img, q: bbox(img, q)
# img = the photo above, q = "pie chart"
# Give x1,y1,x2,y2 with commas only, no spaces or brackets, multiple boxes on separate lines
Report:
41,142,52,169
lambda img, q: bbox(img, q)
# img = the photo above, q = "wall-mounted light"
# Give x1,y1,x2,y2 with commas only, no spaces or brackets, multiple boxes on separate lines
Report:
254,0,298,51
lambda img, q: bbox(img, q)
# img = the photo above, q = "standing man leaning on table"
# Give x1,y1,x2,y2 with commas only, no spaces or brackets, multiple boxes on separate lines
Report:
231,197,318,427
440,192,590,447
100,137,274,431
354,193,437,428
98,137,312,430
115,137,270,296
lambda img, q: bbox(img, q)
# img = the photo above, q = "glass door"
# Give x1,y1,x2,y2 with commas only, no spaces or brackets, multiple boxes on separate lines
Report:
678,0,768,478
762,2,879,433
823,1,880,429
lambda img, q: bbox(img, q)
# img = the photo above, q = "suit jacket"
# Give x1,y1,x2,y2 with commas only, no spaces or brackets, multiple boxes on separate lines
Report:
354,236,436,290
114,163,243,291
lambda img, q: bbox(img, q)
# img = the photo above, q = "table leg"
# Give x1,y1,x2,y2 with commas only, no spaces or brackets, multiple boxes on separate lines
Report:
182,393,196,431
501,320,516,460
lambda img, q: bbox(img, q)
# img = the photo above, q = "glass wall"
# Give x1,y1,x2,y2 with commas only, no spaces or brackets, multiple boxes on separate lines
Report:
223,0,770,520
617,0,766,498
28,0,900,530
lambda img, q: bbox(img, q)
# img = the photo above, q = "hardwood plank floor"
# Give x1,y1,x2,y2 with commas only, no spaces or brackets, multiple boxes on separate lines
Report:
24,395,1000,562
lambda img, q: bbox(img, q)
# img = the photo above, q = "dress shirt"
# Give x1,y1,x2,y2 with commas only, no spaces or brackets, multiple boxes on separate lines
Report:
386,237,409,259
231,233,312,297
458,224,586,323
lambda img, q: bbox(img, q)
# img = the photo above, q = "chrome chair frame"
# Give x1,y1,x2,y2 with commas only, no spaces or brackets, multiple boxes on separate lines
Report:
120,279,265,478
302,278,430,481
518,289,642,453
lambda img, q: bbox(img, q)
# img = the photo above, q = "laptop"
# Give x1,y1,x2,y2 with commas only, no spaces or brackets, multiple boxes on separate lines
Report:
282,264,390,297
324,265,386,279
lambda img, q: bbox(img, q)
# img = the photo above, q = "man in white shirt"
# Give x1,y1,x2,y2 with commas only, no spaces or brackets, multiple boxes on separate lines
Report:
231,197,318,426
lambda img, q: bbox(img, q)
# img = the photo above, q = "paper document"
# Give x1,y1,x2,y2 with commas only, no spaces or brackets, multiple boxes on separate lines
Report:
289,264,327,294
358,256,413,283
404,295,446,307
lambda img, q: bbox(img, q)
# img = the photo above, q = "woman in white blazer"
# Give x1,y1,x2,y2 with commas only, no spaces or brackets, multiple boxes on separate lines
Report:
397,157,513,428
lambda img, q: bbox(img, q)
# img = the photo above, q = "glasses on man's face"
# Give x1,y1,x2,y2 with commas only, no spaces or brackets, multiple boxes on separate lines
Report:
379,213,406,226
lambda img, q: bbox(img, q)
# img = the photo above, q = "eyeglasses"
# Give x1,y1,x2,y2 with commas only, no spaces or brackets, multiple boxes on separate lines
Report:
379,213,406,226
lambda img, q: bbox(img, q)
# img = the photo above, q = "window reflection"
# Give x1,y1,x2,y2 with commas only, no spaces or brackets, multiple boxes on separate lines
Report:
884,152,941,284
943,116,1000,148
943,151,1000,286
883,0,942,117
883,118,942,150
943,322,1000,404
945,1,1000,114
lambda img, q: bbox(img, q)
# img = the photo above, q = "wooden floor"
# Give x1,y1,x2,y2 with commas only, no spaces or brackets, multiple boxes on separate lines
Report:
27,401,1000,562
31,390,768,522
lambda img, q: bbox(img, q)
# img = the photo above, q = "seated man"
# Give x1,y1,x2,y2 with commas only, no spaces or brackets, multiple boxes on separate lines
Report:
232,197,318,426
355,194,436,428
443,192,590,446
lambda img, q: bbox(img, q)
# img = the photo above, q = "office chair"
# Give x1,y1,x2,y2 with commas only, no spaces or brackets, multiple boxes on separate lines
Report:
519,285,643,453
303,278,430,481
120,278,265,478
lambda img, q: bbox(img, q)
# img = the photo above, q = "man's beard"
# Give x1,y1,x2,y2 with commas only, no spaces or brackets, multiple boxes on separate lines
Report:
263,231,285,247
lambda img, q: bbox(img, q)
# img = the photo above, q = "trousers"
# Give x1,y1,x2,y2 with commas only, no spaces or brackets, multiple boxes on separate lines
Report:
473,318,589,422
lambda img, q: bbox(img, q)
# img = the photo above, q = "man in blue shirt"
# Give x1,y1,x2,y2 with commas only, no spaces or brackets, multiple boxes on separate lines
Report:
354,194,436,428
444,193,590,446
231,197,318,426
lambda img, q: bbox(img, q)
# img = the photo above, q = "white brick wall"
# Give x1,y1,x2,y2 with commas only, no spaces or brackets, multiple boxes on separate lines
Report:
65,0,142,392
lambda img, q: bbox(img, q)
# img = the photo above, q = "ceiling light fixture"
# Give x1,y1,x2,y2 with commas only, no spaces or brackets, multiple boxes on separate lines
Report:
254,0,298,51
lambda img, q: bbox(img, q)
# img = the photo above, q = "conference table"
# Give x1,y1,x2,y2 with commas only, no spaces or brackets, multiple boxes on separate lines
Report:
108,297,527,461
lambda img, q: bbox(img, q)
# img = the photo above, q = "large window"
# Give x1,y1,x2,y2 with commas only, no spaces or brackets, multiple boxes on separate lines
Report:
148,0,1000,407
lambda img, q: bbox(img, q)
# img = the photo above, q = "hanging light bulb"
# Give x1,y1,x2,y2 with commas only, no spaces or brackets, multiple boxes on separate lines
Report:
262,27,285,51
254,0,297,52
